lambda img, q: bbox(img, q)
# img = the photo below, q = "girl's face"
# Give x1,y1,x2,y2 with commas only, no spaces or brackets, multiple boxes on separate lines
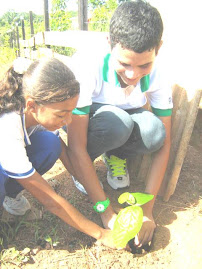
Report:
26,95,79,131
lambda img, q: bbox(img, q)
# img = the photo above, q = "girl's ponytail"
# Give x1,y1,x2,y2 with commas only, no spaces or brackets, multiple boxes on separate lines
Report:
0,58,32,115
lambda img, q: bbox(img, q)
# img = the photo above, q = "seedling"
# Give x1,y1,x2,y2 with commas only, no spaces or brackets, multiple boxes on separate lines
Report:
112,192,154,248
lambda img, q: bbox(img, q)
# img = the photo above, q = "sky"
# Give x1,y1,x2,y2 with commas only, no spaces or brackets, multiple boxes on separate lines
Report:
0,0,77,16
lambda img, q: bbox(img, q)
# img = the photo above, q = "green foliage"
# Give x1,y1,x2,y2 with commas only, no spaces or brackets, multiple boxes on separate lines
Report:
89,0,128,10
89,0,107,9
50,0,74,55
89,0,118,32
0,10,44,48
52,0,68,12
0,46,16,77
50,0,72,31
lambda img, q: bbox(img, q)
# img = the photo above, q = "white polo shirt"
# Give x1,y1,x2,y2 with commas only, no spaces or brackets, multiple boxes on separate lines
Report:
71,50,173,117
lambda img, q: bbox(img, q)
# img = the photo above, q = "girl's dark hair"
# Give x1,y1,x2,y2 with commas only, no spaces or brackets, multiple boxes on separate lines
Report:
110,0,163,53
0,57,80,115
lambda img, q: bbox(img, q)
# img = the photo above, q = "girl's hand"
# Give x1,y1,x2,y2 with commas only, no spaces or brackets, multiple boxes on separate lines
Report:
96,229,131,251
96,229,116,249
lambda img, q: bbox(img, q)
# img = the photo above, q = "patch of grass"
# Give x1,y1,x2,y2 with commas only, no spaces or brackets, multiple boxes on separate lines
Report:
0,216,28,249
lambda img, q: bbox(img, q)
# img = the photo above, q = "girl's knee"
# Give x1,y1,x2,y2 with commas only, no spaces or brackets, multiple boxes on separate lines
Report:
47,133,62,160
28,131,62,174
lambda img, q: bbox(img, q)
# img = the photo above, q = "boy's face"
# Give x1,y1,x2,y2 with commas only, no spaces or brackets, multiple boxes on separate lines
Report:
111,43,158,86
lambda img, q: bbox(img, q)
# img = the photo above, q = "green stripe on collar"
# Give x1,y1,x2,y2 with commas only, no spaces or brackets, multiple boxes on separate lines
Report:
103,54,111,82
72,106,90,115
151,107,172,117
102,53,150,90
140,75,150,92
103,53,120,86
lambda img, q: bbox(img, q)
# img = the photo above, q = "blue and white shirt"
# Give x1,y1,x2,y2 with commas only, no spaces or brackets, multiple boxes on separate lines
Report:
0,112,35,179
0,111,59,179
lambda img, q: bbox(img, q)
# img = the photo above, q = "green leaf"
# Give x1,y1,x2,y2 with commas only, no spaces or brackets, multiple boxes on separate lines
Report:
118,192,136,205
118,192,154,206
130,193,154,206
113,206,143,248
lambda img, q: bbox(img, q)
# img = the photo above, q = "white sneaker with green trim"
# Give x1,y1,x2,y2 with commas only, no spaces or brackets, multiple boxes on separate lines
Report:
103,154,130,189
3,192,31,216
71,175,104,195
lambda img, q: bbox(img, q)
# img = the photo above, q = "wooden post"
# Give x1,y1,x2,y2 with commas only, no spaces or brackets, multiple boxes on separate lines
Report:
12,29,17,49
163,89,202,201
29,11,35,37
9,30,14,48
44,0,50,31
16,23,20,57
44,0,50,49
21,18,26,40
78,0,88,30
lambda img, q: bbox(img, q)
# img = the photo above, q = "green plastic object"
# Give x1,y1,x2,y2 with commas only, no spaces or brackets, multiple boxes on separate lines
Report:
113,192,154,248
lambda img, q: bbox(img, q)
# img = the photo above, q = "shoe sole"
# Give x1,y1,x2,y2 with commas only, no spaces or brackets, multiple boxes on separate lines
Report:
107,178,130,190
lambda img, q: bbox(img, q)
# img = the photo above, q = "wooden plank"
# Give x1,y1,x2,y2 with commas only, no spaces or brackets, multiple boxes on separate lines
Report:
34,32,45,46
169,87,188,164
137,154,152,182
28,37,35,48
164,88,202,201
38,47,54,58
127,155,143,179
43,31,108,50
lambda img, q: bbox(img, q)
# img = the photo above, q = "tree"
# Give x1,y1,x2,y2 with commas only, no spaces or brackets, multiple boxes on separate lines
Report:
89,0,107,9
89,0,118,32
50,0,72,31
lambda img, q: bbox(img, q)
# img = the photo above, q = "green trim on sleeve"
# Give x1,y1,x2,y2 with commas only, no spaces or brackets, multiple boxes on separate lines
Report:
151,107,172,117
72,106,90,115
140,75,150,92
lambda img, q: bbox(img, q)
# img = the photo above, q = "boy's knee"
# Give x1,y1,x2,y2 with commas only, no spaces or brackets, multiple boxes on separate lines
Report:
143,114,166,152
91,105,134,145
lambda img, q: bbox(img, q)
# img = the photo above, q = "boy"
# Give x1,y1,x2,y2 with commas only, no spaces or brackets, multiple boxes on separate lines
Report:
67,0,172,247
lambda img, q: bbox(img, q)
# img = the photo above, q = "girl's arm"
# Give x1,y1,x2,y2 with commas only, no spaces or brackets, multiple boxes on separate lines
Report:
16,172,116,249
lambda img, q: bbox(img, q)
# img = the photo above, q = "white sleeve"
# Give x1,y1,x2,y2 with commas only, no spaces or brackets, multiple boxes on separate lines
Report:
70,52,97,108
0,113,35,179
146,63,173,111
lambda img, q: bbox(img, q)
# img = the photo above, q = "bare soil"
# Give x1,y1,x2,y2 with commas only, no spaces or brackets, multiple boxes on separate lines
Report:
0,111,201,269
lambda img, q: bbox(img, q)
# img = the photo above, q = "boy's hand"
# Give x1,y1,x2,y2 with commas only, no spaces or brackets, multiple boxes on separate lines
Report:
134,214,156,247
101,211,117,230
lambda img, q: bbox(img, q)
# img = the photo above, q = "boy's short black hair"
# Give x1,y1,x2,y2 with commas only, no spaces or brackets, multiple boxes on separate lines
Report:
109,0,163,53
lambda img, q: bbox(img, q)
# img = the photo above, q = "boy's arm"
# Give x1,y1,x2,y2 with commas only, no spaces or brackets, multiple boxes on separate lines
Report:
66,114,117,229
135,115,171,247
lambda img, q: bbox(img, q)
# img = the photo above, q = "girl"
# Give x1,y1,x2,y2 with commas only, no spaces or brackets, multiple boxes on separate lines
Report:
0,57,117,249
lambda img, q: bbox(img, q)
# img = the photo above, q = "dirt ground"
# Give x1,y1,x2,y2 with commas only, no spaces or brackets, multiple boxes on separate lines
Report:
0,111,201,269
